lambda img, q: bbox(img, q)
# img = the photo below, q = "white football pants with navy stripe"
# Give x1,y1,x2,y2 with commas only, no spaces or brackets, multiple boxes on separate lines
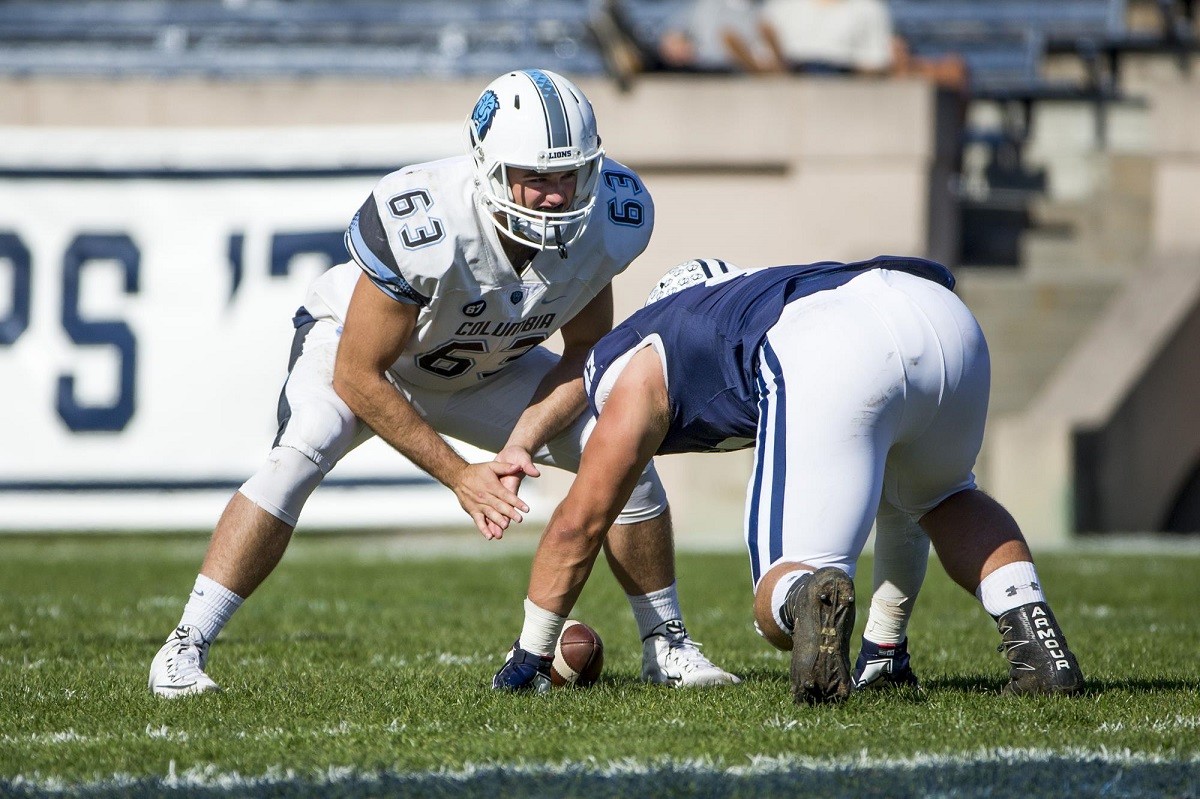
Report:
745,268,989,588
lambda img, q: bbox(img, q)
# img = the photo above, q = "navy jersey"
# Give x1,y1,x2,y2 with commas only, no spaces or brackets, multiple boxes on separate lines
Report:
584,256,955,454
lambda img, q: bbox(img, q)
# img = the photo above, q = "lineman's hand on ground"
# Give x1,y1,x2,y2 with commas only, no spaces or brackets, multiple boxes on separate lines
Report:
454,461,532,540
495,444,542,495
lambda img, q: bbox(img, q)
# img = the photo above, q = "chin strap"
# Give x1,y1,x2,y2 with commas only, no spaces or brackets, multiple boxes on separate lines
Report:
554,227,567,259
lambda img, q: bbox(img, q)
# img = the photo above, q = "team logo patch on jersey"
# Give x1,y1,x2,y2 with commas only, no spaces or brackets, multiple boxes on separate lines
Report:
510,290,524,304
462,299,487,317
471,90,500,141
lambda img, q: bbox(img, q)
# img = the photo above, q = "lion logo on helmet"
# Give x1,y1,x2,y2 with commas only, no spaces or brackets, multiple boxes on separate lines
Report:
471,90,500,141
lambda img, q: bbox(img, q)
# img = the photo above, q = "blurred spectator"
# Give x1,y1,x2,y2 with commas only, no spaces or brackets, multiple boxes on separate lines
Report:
759,0,894,74
589,0,653,88
888,35,971,95
756,0,968,91
656,0,773,73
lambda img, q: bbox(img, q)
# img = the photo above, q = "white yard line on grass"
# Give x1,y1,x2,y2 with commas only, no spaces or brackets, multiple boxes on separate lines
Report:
5,749,1199,797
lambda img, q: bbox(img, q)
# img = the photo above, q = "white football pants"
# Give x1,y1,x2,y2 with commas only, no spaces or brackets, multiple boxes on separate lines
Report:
745,268,989,587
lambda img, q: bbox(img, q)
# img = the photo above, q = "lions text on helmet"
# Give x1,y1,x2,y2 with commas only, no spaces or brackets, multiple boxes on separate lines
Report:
465,69,605,258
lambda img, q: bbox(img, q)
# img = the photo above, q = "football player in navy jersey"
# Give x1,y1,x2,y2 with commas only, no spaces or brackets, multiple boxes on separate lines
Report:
493,257,1084,703
149,70,738,697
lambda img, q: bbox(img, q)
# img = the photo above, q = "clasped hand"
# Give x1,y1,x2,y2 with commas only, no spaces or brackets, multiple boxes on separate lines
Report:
453,445,541,539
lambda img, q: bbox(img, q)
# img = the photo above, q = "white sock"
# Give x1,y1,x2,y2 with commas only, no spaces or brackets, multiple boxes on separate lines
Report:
179,574,244,643
771,569,812,636
628,582,683,639
519,597,566,657
976,561,1045,617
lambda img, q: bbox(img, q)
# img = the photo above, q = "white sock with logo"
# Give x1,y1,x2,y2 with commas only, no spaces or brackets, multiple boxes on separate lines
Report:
628,582,683,640
976,561,1045,617
179,574,244,643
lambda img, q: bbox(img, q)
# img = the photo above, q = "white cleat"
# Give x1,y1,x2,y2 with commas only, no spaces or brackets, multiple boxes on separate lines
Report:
641,620,741,688
148,624,221,698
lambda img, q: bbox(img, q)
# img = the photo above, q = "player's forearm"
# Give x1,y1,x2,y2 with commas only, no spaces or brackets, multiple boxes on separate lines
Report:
504,350,589,453
526,464,634,612
334,371,467,487
526,504,612,615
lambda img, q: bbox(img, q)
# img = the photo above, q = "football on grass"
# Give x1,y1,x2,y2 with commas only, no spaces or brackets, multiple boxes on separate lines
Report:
551,620,604,688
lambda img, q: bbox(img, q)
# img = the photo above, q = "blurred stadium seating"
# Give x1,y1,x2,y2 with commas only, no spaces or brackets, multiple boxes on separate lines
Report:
0,1,1191,86
4,1,1190,84
884,0,1196,264
0,0,680,78
891,0,1195,152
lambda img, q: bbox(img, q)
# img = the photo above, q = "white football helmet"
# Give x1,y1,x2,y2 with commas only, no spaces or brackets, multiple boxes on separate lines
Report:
645,258,743,306
465,69,605,256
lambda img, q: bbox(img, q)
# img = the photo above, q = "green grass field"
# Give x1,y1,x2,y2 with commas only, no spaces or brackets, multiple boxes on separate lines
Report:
2,534,1198,798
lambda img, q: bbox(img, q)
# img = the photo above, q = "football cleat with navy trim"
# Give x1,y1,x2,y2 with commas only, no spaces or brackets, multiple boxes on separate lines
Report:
853,637,920,690
492,641,553,693
995,601,1084,696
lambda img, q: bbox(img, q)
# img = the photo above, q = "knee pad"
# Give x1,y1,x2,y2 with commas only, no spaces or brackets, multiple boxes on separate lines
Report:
239,446,325,527
614,459,669,526
275,396,358,472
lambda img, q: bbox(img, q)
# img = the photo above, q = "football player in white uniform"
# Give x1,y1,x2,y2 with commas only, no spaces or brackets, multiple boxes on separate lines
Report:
149,69,738,697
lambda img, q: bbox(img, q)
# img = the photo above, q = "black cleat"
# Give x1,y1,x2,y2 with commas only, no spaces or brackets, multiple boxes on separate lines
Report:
853,637,919,691
995,601,1084,696
788,567,856,705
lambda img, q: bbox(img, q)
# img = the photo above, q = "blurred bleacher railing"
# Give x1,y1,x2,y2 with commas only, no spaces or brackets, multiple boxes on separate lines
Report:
892,0,1196,143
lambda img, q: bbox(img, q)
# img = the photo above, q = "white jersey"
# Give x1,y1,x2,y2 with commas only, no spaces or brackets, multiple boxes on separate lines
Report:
303,155,653,391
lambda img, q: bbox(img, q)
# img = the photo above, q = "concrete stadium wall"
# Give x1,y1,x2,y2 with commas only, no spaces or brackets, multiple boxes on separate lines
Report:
1150,81,1200,261
0,74,955,539
990,260,1200,540
988,77,1200,541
